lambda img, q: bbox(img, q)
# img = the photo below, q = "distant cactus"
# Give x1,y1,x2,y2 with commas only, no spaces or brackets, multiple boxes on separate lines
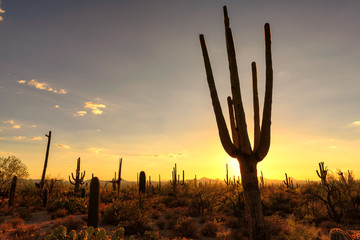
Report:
35,131,52,190
194,175,197,188
170,163,178,190
224,163,230,185
182,170,185,185
283,173,293,190
116,158,122,198
139,171,146,194
8,176,17,207
259,171,264,188
158,174,161,189
69,157,85,194
88,177,100,228
316,162,328,185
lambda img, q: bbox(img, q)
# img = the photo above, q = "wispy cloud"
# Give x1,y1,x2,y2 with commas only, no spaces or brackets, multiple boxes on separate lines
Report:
89,147,103,154
14,136,26,140
29,136,42,140
17,79,67,94
3,120,21,129
32,125,37,128
57,144,70,149
84,101,106,115
351,121,360,126
73,111,87,117
142,153,184,158
0,137,5,140
55,105,60,108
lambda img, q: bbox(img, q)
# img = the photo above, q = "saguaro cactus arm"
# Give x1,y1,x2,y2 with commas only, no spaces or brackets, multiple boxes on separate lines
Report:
251,62,261,152
199,35,239,158
223,6,252,155
255,23,273,161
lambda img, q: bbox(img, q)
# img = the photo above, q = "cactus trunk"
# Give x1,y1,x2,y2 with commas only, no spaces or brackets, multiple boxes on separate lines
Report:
139,171,146,194
8,176,17,207
88,177,100,228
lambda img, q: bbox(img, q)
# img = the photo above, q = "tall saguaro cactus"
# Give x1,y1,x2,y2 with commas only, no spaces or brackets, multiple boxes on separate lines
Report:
36,131,52,190
316,162,328,185
117,158,122,198
69,157,85,194
88,177,100,228
139,171,146,194
199,6,273,240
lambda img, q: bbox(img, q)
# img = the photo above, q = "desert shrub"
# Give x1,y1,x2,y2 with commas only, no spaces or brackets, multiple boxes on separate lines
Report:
48,197,87,214
16,206,33,220
173,216,198,238
156,220,166,230
144,230,161,240
262,187,292,216
46,225,125,240
265,214,328,240
101,199,152,235
0,218,39,240
50,208,68,219
52,215,86,232
201,218,225,238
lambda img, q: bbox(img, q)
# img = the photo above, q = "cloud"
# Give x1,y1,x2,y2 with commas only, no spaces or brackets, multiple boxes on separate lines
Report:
32,125,37,128
0,16,3,22
56,144,70,149
89,147,103,154
3,120,21,129
84,101,106,115
29,136,42,140
14,136,26,140
4,120,15,125
18,79,67,94
55,105,60,108
73,111,87,117
0,137,5,140
351,121,360,126
142,153,184,158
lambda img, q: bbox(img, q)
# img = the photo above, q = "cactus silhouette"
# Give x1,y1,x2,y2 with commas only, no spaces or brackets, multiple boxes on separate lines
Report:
36,131,51,190
259,171,264,188
8,176,17,207
69,157,85,194
139,171,146,194
283,173,293,190
88,177,100,228
316,162,328,185
224,163,230,185
117,158,122,198
199,6,273,239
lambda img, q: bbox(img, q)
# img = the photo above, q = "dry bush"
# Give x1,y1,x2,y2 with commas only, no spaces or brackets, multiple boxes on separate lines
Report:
50,208,68,219
52,215,85,232
0,218,39,240
173,216,198,238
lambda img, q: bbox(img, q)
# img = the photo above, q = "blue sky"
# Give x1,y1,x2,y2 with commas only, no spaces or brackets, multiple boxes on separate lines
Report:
1,1,360,181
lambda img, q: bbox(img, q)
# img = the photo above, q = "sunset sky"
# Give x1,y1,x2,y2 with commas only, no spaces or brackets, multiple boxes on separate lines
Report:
1,1,359,182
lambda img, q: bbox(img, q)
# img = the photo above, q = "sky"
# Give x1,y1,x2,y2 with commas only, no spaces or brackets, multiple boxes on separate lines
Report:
0,1,360,182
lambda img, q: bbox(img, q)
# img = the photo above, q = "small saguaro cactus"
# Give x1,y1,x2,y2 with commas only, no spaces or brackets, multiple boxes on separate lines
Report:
194,175,197,188
158,174,161,189
316,162,328,185
283,173,293,190
224,163,230,185
116,158,122,198
199,6,273,239
69,157,85,194
170,163,178,190
88,177,100,228
36,131,52,190
8,176,17,207
259,171,264,188
181,170,185,185
139,171,146,194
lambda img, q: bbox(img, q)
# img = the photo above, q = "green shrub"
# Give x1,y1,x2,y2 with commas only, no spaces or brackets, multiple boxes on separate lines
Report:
48,197,87,214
